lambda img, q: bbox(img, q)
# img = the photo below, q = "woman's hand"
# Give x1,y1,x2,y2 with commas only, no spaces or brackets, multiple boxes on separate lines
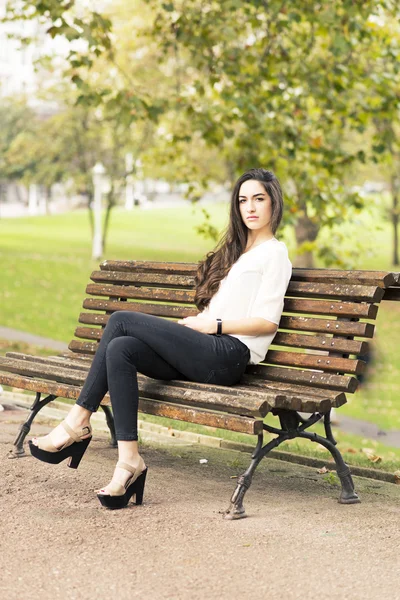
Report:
177,316,216,334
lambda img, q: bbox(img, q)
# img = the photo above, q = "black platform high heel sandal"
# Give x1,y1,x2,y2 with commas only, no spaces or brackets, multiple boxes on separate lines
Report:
29,420,92,469
97,459,148,509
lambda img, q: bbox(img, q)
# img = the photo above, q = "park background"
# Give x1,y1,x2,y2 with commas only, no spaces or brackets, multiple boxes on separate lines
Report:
1,0,400,474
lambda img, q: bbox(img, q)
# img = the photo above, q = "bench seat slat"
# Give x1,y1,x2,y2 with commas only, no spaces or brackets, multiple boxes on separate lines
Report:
0,358,270,416
5,352,90,372
4,353,346,407
136,399,263,434
66,340,356,392
0,369,261,434
0,370,339,416
0,354,346,415
238,376,346,406
246,364,358,393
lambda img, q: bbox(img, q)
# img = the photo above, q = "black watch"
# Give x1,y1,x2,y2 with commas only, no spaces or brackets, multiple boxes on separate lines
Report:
216,318,222,336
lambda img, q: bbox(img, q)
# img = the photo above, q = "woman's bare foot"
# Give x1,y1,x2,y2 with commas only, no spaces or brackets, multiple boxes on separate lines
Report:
31,404,92,449
98,441,146,495
98,456,146,495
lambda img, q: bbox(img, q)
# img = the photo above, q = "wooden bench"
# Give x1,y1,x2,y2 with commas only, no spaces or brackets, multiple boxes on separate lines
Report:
1,260,399,519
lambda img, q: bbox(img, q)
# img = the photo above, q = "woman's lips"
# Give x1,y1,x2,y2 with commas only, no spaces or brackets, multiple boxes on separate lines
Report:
247,216,258,220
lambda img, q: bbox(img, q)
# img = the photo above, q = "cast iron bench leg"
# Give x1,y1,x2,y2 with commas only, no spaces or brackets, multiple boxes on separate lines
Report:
9,392,57,459
224,432,287,520
298,430,360,504
101,405,117,447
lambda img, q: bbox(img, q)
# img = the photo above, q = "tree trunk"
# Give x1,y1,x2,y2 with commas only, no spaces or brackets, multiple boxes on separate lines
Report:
102,184,116,254
294,213,320,268
86,189,94,237
44,186,51,215
391,175,399,266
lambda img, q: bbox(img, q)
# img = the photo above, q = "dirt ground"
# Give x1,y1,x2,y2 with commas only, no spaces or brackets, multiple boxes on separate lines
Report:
1,407,400,600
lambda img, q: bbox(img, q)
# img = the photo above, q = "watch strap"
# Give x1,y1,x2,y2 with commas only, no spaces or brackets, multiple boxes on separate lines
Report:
216,318,222,336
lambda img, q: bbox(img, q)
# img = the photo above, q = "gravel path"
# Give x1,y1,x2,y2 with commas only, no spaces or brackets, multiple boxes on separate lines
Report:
1,409,399,600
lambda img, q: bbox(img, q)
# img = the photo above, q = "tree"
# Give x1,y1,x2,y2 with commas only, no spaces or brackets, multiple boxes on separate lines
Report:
6,1,400,266
143,0,400,266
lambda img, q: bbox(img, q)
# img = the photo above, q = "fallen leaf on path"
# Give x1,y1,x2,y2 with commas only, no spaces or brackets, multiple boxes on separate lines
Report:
317,466,329,474
361,448,382,463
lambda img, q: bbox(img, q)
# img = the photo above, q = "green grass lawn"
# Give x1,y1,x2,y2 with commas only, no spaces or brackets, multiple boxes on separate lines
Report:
1,199,400,445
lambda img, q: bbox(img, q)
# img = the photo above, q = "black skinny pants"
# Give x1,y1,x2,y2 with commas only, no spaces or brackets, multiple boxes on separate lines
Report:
76,311,250,441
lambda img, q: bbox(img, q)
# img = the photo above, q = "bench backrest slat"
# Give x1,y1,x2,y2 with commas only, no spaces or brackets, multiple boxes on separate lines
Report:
78,312,375,339
99,260,398,288
82,296,378,321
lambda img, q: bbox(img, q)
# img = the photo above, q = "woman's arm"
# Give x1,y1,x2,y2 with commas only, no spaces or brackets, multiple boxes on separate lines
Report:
178,316,277,336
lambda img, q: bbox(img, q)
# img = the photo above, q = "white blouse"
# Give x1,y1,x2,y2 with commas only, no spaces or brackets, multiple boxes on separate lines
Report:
197,238,292,365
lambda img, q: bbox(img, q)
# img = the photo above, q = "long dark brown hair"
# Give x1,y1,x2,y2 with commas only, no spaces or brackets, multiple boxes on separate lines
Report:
194,168,283,311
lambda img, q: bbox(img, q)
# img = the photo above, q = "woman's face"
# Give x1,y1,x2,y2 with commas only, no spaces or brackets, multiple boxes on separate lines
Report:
238,179,273,235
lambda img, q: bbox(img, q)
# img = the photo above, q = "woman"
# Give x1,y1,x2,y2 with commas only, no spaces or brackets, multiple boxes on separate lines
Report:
30,168,292,509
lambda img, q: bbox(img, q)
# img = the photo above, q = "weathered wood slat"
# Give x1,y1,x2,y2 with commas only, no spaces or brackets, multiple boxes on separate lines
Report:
5,352,90,372
0,370,262,433
68,340,97,354
279,316,374,338
100,260,398,288
238,375,347,407
0,372,83,401
86,281,383,303
83,298,192,318
81,296,378,320
58,352,93,362
290,269,397,288
0,357,271,416
138,399,263,434
101,260,195,274
10,351,342,410
0,368,343,417
91,270,195,288
67,340,357,392
79,313,109,326
247,364,358,393
272,333,368,355
73,325,368,357
265,350,363,375
283,298,377,319
77,312,375,339
68,337,363,375
86,283,194,304
286,282,383,302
